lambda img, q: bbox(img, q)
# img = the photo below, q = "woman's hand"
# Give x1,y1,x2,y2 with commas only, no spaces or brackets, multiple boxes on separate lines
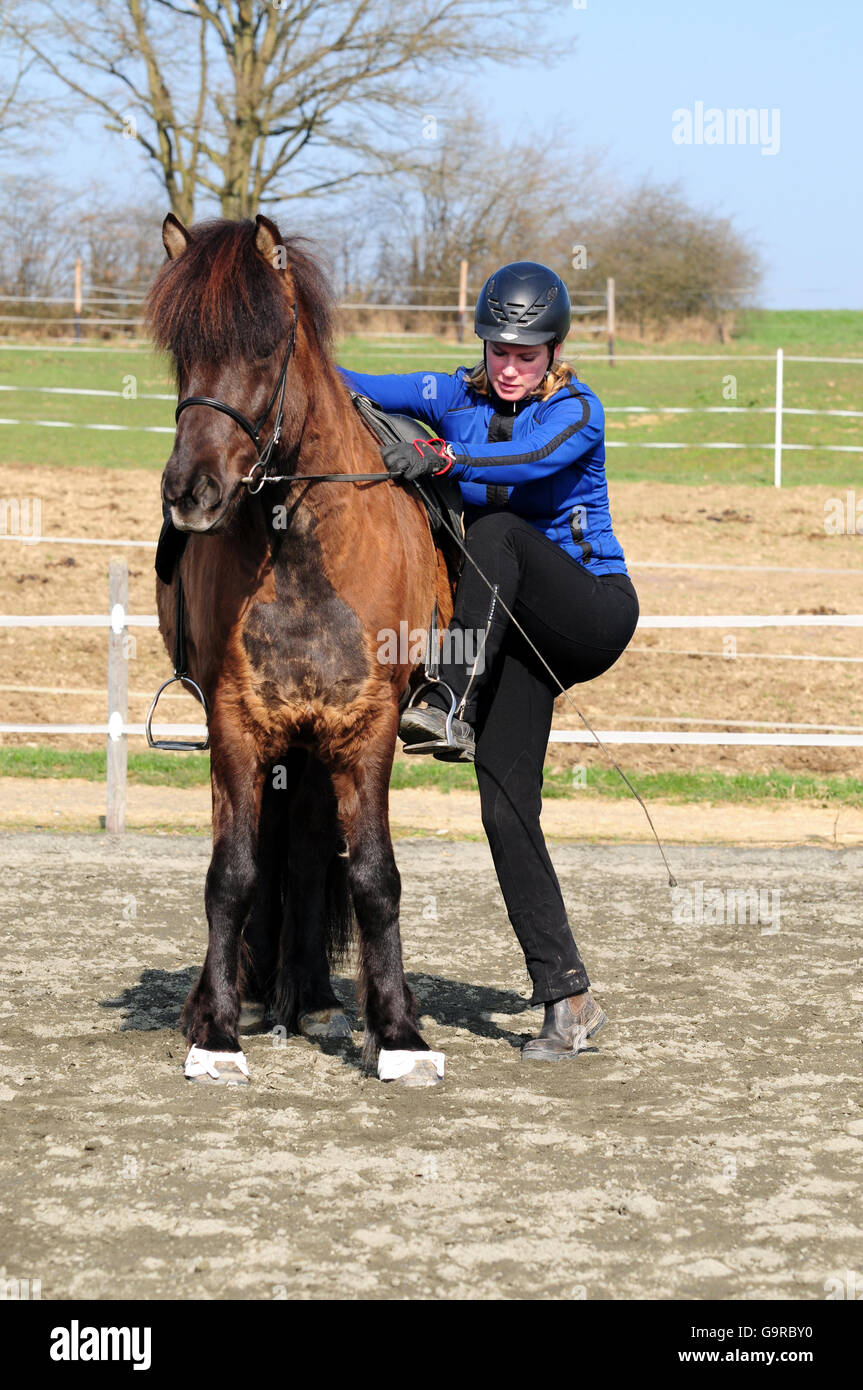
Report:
381,437,455,481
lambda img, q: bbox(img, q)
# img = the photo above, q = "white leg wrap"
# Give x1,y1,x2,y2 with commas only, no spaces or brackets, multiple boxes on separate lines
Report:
184,1046,250,1081
377,1049,445,1081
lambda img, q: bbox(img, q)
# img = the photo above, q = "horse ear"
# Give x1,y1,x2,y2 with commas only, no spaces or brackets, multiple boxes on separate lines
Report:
255,214,286,271
162,213,191,262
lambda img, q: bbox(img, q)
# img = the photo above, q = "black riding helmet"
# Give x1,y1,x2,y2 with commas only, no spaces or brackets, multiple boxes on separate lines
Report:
474,261,571,347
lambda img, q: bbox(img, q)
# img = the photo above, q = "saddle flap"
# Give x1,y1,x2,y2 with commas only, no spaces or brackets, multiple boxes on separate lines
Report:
350,392,464,549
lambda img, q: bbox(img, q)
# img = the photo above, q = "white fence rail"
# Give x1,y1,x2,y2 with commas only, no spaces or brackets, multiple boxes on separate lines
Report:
0,566,860,835
549,731,863,748
0,348,858,482
2,611,860,631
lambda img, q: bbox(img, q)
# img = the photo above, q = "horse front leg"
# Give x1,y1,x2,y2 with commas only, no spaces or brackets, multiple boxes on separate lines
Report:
181,732,267,1086
331,711,444,1088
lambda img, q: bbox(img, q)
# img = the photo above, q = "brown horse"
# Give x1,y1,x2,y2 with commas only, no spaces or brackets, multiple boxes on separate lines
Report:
146,213,453,1086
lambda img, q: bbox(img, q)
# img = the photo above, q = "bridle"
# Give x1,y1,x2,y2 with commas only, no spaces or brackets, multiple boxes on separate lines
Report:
173,296,298,495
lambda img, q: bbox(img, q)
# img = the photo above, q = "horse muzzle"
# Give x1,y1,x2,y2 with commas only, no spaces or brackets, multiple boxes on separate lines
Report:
163,470,227,532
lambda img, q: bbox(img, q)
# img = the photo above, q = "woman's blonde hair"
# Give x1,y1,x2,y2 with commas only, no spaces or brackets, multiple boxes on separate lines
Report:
463,352,576,402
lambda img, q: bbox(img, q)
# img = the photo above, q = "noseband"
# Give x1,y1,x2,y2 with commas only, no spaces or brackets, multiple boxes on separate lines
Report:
173,296,298,495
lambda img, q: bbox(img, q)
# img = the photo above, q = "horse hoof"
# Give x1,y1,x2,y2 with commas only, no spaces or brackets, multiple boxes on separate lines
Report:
299,1008,352,1040
238,1001,267,1034
184,1046,250,1086
378,1049,445,1086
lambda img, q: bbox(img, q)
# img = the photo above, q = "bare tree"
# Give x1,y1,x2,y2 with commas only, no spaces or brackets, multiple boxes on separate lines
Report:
365,105,609,313
580,181,762,336
0,179,73,304
0,0,39,157
19,0,569,224
0,178,163,326
79,196,167,293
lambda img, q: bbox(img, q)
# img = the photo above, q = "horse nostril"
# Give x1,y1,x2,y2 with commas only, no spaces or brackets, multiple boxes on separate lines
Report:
191,474,222,511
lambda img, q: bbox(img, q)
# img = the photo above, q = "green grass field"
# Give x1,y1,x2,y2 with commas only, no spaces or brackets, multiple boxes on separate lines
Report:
1,747,860,807
0,309,860,485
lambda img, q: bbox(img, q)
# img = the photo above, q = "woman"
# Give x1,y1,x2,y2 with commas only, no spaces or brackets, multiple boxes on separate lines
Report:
337,261,639,1061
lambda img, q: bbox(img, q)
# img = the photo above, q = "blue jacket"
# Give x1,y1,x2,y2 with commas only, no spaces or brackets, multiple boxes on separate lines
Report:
337,364,628,575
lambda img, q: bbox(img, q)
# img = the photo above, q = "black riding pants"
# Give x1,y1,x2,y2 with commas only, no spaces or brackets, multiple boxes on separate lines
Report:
428,511,639,1005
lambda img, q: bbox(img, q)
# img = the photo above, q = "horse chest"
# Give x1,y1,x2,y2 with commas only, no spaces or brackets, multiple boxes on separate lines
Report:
240,552,370,707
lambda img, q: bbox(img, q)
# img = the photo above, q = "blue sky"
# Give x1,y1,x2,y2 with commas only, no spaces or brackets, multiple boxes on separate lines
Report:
468,0,861,309
17,0,862,310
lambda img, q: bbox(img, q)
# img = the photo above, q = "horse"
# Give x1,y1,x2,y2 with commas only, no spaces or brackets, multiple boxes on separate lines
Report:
146,212,454,1087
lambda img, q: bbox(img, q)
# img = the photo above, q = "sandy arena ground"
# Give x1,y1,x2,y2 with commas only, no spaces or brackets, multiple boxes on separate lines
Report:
0,832,860,1302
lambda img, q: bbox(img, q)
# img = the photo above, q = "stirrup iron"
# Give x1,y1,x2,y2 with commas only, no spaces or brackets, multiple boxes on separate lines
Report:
147,571,210,751
145,674,210,751
402,675,462,754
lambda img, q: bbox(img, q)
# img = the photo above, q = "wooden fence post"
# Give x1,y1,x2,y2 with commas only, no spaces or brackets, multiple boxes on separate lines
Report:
74,255,83,344
457,259,468,343
607,277,615,366
106,558,128,833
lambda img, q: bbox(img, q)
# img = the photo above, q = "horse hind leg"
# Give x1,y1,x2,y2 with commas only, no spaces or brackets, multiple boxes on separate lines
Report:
271,753,353,1042
236,772,287,1035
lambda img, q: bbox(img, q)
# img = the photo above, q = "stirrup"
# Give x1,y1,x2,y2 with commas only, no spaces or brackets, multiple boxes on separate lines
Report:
145,674,210,751
402,675,461,754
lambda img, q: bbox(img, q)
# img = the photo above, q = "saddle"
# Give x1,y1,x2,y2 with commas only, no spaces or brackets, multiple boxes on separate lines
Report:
348,392,464,576
155,393,464,586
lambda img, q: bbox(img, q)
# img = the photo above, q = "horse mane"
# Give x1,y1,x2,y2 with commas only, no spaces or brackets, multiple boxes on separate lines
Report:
145,219,335,377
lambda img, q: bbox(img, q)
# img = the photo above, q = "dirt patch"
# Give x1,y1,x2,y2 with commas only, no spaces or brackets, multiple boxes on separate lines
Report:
0,777,861,847
0,833,860,1301
0,464,861,780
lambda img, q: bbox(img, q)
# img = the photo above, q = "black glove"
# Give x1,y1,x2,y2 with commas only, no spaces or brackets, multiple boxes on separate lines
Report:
381,437,455,482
